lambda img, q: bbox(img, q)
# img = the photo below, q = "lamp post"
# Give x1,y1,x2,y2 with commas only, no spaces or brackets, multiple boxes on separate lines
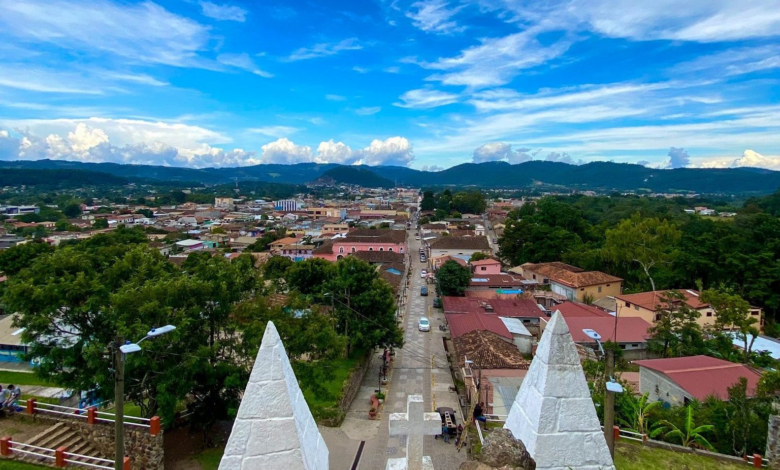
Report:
114,325,176,470
582,329,623,458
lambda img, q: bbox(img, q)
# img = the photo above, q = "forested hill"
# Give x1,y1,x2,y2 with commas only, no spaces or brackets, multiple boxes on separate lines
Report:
313,166,394,188
3,159,780,194
0,168,129,187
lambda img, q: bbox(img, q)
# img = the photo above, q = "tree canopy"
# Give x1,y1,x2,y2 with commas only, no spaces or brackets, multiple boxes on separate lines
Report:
437,260,472,296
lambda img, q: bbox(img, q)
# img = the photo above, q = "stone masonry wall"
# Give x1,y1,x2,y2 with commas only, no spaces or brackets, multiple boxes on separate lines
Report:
34,413,163,470
767,415,780,469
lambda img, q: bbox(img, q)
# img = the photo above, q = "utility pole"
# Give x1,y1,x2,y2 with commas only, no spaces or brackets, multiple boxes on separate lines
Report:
114,336,125,470
604,348,616,458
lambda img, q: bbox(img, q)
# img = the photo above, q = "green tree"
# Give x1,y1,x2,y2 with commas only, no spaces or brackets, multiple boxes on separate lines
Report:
437,260,471,296
646,290,703,358
0,241,55,276
701,289,758,363
62,203,83,218
651,406,715,450
324,256,403,355
92,218,109,229
263,256,294,280
603,214,681,292
420,191,435,211
618,392,662,435
469,252,489,262
286,258,335,295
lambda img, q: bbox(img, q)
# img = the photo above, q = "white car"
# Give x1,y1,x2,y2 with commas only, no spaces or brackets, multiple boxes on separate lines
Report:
418,317,430,332
420,269,427,278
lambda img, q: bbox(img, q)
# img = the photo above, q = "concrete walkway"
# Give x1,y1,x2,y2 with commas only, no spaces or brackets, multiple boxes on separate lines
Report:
326,228,467,470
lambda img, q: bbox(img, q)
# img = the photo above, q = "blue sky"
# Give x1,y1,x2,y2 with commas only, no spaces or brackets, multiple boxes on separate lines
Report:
0,0,779,170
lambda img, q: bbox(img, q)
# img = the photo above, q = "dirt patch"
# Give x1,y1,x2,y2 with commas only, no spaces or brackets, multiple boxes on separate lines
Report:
0,414,51,442
164,421,232,470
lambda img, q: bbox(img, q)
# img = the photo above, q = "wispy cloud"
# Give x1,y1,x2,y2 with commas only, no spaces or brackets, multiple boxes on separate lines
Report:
216,53,274,78
673,45,780,77
395,88,459,109
355,106,381,115
248,126,300,137
287,38,363,61
0,0,212,67
406,0,466,34
199,1,247,22
325,94,347,101
0,65,105,94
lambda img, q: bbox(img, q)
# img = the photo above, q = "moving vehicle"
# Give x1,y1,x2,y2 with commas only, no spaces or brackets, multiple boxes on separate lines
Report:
420,269,428,278
418,317,430,332
421,286,428,296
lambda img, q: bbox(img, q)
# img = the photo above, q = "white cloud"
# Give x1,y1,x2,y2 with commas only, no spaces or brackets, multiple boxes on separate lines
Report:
699,150,780,171
484,0,780,43
395,88,459,109
473,142,533,163
406,0,466,34
357,137,414,166
674,45,780,77
199,1,247,22
325,94,347,101
217,53,274,78
352,66,370,73
259,138,313,164
0,0,211,67
418,29,573,88
0,65,106,94
420,165,444,172
98,72,169,87
384,66,401,74
247,126,300,137
287,38,363,61
315,140,354,164
666,147,691,168
545,151,580,165
355,106,381,115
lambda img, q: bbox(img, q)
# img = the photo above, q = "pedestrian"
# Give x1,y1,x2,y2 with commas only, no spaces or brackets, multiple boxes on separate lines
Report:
3,384,20,415
441,424,450,443
473,402,486,423
454,423,464,446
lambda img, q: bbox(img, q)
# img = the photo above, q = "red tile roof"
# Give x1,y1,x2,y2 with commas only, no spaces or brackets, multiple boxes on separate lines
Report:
446,311,512,340
565,316,653,344
452,330,530,369
555,301,613,318
616,289,709,311
469,274,526,287
470,259,501,266
443,297,543,318
521,262,621,287
634,355,762,400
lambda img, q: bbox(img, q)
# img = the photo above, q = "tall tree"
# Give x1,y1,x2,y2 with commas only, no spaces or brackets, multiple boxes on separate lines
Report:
646,290,702,358
701,289,759,363
603,213,681,292
437,260,472,296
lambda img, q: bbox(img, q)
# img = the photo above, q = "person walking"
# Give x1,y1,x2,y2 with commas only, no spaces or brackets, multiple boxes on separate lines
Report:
441,424,450,443
454,424,464,446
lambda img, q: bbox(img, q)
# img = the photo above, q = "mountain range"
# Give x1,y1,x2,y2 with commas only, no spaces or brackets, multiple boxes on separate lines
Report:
2,159,780,195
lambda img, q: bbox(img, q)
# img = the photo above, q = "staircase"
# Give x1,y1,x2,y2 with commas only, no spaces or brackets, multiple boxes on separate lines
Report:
23,422,109,466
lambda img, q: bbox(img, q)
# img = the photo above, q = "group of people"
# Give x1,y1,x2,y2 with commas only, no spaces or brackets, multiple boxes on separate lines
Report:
0,384,21,415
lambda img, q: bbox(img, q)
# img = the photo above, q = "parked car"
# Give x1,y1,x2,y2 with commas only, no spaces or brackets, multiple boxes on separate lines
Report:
418,317,430,332
420,256,426,263
433,297,441,308
421,286,428,296
415,235,420,240
420,269,428,278
492,238,498,244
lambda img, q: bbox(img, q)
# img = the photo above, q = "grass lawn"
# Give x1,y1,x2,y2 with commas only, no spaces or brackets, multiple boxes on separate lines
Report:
194,447,224,470
300,351,364,424
0,371,53,387
104,401,144,418
0,459,51,469
615,441,746,469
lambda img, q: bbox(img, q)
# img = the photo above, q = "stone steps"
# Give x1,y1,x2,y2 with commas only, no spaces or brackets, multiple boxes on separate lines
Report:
21,421,109,467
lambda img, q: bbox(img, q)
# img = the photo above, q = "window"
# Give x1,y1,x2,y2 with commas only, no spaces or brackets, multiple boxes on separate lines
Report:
635,305,639,311
339,247,344,254
580,288,585,291
389,248,393,251
351,247,356,253
598,286,602,293
625,302,631,307
751,310,759,316
481,267,486,271
655,313,662,321
369,247,374,251
706,312,712,317
631,344,639,347
532,274,537,279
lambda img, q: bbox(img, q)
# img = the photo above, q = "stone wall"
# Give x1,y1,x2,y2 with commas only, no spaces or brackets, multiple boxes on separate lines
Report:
34,413,163,470
319,350,373,427
767,415,780,468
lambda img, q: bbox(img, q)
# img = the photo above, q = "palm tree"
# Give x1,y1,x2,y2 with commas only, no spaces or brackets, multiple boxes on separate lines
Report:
618,392,662,435
650,406,715,451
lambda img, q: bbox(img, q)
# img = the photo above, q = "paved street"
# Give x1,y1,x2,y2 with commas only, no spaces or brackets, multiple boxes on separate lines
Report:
323,225,467,470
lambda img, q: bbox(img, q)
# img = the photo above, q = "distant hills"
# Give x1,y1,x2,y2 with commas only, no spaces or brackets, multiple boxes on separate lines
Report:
2,159,780,195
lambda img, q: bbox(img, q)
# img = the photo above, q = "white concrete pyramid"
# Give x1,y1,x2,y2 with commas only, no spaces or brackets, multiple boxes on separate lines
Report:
219,321,329,470
504,312,614,470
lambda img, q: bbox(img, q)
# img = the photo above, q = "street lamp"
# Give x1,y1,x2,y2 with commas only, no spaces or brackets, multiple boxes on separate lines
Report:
582,328,623,458
114,325,176,470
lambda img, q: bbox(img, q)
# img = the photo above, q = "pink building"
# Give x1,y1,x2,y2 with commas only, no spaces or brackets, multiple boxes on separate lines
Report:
313,229,407,261
470,258,502,275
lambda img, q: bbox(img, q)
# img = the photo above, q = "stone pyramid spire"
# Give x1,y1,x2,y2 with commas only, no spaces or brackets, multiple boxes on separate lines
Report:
219,321,329,470
504,312,614,470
